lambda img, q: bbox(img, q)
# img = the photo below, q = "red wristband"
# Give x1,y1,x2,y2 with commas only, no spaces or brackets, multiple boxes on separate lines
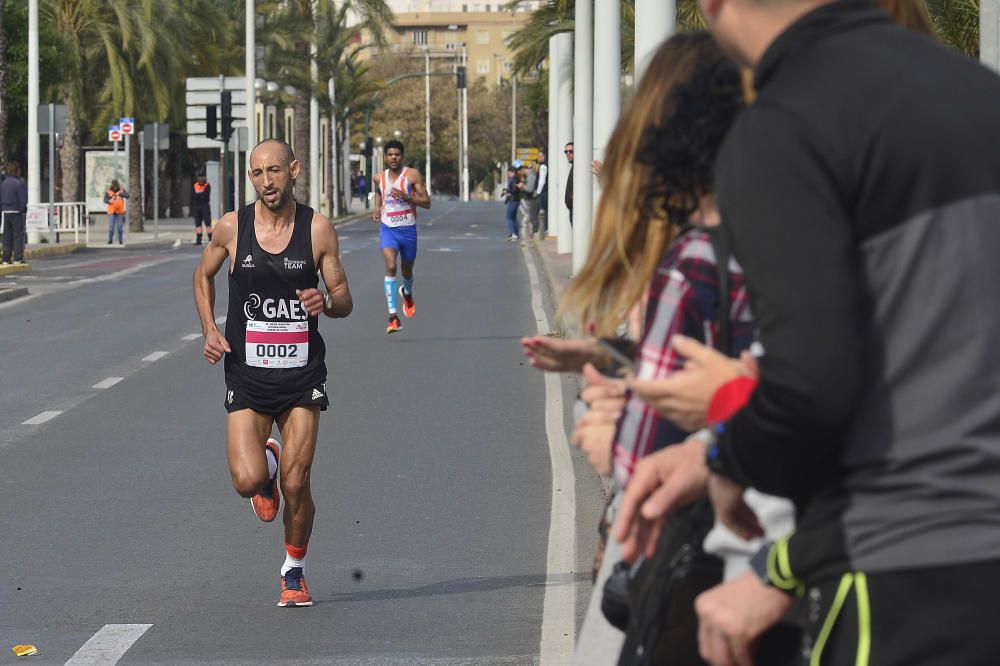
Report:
707,376,758,424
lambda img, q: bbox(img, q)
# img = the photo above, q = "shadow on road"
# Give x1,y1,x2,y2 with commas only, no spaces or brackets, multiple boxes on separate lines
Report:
325,572,587,604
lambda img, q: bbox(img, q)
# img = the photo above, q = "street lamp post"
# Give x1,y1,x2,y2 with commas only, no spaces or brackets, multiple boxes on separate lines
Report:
245,0,256,205
593,0,621,212
27,0,40,242
424,47,432,191
572,0,595,274
309,0,320,211
364,71,457,204
461,47,469,202
329,75,340,217
555,32,573,254
635,0,674,80
511,75,517,163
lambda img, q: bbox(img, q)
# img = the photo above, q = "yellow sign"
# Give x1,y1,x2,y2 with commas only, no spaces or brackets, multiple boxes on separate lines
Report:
516,147,540,164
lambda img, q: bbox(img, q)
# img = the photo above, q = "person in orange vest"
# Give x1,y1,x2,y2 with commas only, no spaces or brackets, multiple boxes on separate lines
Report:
104,179,128,245
192,170,212,245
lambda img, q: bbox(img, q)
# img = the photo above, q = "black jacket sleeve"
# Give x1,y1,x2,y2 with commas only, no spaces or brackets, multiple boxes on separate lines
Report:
712,104,864,503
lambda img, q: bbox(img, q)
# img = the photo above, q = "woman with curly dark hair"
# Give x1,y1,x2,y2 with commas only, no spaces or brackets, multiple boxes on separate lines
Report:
560,32,752,500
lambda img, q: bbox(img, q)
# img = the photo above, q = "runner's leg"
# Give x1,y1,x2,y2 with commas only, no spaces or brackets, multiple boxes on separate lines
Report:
226,408,275,497
275,406,320,549
383,246,399,315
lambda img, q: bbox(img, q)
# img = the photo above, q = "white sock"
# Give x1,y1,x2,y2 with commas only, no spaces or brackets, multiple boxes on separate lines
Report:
266,447,278,479
281,552,305,576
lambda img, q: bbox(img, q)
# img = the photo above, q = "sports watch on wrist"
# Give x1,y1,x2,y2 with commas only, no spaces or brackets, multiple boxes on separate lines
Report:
704,422,727,474
323,292,333,312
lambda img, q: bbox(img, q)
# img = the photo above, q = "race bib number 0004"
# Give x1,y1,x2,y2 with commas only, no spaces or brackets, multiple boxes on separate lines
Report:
245,320,309,368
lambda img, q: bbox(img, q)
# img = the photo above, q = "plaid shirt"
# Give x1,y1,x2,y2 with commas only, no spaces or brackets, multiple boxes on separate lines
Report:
612,228,754,489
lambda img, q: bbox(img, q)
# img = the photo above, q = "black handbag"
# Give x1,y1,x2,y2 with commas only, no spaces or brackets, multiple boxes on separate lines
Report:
617,498,723,666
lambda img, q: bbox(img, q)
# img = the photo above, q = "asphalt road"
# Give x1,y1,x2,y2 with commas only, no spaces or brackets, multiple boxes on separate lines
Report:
0,202,605,665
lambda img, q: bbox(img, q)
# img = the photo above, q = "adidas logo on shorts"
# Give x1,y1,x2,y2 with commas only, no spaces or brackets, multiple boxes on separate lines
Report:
312,388,324,400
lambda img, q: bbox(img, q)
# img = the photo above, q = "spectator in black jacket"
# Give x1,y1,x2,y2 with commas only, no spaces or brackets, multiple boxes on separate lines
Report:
1,162,28,265
624,0,1000,664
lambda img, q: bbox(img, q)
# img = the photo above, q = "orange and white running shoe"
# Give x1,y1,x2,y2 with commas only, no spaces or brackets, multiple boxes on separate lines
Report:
398,285,415,318
278,567,313,607
386,315,402,334
250,438,281,522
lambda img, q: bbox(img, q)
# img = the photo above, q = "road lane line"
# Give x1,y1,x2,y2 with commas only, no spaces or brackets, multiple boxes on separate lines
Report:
182,333,201,341
215,316,226,324
93,377,124,389
22,410,62,425
423,202,460,226
65,623,152,665
522,244,577,663
142,351,169,362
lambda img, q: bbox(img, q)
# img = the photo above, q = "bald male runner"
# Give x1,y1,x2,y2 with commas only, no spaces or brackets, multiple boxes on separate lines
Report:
194,139,353,607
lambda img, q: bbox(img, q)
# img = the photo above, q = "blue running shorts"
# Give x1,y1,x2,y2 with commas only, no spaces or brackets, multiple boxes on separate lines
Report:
380,223,418,262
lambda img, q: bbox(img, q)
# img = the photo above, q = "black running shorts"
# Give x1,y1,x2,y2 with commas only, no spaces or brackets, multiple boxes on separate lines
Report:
224,379,329,417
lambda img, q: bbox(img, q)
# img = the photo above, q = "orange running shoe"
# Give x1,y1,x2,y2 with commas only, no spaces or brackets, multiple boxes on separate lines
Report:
386,314,402,334
278,567,313,607
250,438,281,522
398,285,416,318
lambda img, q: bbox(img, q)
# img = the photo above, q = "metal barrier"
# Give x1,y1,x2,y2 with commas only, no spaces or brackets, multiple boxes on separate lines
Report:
46,203,88,245
18,202,89,245
0,204,89,253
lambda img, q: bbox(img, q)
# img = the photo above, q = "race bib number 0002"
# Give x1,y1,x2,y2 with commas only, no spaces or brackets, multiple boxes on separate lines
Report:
245,320,309,368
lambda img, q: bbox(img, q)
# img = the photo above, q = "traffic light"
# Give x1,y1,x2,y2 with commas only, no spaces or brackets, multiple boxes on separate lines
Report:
221,91,233,141
205,104,218,139
456,66,466,90
364,136,374,157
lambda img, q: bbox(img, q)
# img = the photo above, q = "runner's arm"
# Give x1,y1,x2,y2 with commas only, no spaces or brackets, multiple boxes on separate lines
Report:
193,213,236,363
310,215,353,318
372,190,382,222
407,170,431,209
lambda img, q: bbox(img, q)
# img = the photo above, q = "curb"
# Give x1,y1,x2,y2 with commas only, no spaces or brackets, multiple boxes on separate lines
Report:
530,237,569,335
25,243,86,260
0,263,31,276
0,287,28,303
332,212,370,227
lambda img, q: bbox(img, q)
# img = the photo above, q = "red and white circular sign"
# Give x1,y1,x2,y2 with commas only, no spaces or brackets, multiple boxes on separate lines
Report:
120,118,135,135
109,129,122,142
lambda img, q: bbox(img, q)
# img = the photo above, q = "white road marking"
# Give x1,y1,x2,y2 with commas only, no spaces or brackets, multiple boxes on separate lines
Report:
424,202,460,226
215,315,226,324
427,247,458,252
65,623,152,665
522,244,577,663
142,351,169,362
93,377,124,389
172,239,181,247
22,410,62,425
1,256,187,310
182,333,201,341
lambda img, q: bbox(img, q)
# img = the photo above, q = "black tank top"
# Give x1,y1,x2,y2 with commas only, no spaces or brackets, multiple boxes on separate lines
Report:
224,203,327,394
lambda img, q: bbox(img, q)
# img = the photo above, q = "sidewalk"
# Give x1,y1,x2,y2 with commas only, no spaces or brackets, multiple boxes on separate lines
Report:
0,211,369,278
530,233,575,334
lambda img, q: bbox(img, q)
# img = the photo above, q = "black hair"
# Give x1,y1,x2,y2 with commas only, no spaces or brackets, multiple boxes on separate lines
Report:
384,139,405,154
637,43,744,226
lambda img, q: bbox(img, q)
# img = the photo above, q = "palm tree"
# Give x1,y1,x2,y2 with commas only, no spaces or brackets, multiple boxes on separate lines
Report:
43,0,238,209
260,0,393,204
926,0,978,55
505,0,704,75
